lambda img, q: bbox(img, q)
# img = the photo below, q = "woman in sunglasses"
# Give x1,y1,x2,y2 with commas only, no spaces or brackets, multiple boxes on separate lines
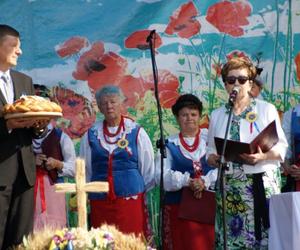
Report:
206,57,288,249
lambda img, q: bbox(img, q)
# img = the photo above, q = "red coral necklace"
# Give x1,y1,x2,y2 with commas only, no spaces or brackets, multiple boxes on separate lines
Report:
179,129,200,152
103,116,125,144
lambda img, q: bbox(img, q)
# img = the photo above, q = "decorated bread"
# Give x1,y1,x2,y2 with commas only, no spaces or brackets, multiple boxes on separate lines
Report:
3,95,62,114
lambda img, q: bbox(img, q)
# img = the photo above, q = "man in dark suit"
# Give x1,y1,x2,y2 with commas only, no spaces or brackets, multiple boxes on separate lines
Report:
0,24,48,249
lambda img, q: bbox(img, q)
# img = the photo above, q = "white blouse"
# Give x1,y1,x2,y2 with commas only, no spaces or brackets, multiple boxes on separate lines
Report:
155,128,218,191
206,99,288,174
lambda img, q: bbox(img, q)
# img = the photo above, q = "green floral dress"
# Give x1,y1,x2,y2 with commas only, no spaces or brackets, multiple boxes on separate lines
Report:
215,100,281,250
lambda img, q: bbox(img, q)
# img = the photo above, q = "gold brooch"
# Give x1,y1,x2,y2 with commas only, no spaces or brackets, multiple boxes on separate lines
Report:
246,111,257,123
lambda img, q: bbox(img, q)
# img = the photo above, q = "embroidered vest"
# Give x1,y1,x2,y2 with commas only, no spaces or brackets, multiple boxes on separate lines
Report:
88,125,145,200
164,141,212,205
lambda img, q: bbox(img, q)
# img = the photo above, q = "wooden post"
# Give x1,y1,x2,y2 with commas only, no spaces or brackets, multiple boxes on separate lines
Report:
55,158,108,230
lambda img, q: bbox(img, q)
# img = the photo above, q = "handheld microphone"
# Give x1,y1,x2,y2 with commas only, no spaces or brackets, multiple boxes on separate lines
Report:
146,30,156,43
228,86,240,105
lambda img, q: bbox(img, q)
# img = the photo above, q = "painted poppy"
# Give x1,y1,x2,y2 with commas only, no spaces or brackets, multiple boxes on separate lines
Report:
125,30,162,50
159,89,180,108
119,75,146,108
72,41,106,80
52,87,96,139
56,36,88,58
165,1,201,39
142,69,179,93
206,1,251,37
86,52,128,91
141,69,180,108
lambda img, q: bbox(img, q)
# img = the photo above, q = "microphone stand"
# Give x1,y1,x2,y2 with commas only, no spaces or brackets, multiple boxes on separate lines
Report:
214,99,235,250
147,30,167,250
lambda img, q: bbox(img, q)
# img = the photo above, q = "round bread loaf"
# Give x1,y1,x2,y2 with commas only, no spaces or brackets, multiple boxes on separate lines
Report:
3,95,62,114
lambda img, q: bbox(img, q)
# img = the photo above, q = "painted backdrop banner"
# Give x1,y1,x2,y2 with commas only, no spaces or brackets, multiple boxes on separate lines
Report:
1,0,300,240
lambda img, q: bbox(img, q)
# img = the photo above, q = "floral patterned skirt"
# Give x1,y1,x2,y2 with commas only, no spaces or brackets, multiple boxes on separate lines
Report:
215,167,281,250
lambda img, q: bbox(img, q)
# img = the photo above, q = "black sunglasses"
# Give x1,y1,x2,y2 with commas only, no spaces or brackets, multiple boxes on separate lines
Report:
225,76,250,85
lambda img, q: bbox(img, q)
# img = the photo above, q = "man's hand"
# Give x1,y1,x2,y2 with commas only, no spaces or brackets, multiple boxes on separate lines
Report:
6,118,36,129
6,117,49,130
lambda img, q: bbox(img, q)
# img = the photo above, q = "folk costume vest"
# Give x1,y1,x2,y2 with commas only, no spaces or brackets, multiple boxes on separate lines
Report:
41,128,63,183
291,110,300,191
292,110,300,160
164,141,212,205
88,124,145,200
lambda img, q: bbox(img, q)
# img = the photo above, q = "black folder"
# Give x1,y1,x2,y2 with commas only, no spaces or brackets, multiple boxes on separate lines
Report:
214,120,279,165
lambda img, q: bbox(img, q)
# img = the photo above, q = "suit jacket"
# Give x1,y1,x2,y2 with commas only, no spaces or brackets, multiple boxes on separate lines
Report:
0,70,36,186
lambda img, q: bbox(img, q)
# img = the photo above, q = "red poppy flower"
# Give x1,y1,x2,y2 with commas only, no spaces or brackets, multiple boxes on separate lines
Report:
206,1,251,37
56,36,89,58
52,87,96,139
86,52,128,91
165,1,201,39
226,50,250,61
142,69,179,93
125,30,162,50
140,69,180,108
72,41,106,81
119,75,146,107
159,89,180,108
295,52,300,82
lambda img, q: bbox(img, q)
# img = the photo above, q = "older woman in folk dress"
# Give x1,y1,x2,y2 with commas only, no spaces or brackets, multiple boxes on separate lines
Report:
79,85,155,237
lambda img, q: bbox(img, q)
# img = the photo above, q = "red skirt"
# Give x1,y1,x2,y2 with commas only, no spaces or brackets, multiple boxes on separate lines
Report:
90,193,147,236
163,204,215,250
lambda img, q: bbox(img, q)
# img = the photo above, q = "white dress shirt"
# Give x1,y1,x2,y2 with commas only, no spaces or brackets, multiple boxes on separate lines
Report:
0,70,14,104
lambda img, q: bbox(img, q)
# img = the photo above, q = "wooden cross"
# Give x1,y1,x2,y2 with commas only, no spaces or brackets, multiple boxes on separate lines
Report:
55,158,109,230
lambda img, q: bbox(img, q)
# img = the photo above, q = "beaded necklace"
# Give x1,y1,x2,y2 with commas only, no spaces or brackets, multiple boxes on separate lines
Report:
179,129,201,152
103,115,125,145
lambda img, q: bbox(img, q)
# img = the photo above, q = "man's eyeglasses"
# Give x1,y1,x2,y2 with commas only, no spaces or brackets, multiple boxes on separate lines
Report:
225,76,249,85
